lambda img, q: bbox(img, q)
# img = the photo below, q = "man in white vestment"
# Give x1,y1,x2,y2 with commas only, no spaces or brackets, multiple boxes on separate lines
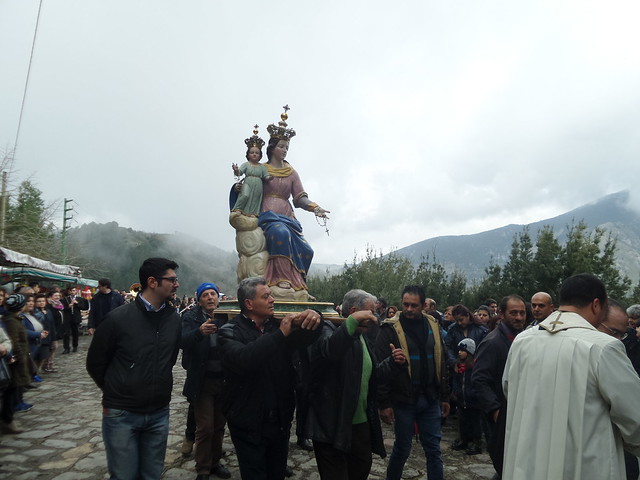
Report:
502,273,640,480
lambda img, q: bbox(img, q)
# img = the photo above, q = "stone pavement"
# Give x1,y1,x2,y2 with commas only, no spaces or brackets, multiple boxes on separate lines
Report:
0,335,495,480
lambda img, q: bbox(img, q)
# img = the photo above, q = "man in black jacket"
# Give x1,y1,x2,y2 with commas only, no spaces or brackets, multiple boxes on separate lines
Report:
86,258,181,480
305,289,406,480
87,278,124,334
470,294,526,479
181,282,230,480
61,286,89,354
218,276,322,480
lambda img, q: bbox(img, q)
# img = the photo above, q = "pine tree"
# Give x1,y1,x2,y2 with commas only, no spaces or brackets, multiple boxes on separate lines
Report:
4,180,58,259
531,225,563,297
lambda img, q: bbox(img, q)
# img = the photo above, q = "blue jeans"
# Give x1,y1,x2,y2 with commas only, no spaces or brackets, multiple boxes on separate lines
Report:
103,407,170,480
386,395,443,480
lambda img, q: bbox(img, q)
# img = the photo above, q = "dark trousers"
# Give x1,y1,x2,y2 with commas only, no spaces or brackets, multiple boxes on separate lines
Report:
185,402,196,441
194,378,226,474
230,421,290,480
485,407,507,478
0,385,19,424
625,450,639,480
294,382,308,439
63,320,80,350
313,422,372,480
458,406,482,444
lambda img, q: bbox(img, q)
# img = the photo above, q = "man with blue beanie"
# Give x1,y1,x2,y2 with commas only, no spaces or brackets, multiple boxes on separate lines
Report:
181,282,231,479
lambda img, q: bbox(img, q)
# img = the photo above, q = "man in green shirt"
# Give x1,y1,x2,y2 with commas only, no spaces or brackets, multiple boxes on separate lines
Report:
305,289,406,480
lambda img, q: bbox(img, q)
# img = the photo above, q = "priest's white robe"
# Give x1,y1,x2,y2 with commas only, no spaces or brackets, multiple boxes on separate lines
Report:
502,311,640,480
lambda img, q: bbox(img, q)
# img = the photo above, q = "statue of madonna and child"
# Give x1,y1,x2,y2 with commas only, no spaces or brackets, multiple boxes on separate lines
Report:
229,106,330,301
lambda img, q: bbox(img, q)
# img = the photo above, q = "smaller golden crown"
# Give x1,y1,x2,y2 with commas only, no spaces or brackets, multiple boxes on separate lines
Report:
244,124,265,149
267,105,297,141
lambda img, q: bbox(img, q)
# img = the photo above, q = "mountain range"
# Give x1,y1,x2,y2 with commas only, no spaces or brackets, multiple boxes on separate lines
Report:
389,190,640,283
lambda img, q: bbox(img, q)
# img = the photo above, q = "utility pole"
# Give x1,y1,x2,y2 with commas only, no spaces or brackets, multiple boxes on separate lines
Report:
61,198,74,264
0,172,7,244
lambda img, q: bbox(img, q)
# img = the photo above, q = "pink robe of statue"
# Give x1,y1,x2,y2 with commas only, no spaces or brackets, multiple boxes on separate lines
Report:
259,165,312,291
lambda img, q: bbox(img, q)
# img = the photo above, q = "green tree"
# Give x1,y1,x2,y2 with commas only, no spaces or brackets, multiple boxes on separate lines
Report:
467,261,502,307
629,281,640,305
561,221,601,276
413,256,449,304
559,220,631,300
500,227,535,297
595,232,631,301
444,270,467,306
309,247,414,305
4,180,58,259
531,225,563,296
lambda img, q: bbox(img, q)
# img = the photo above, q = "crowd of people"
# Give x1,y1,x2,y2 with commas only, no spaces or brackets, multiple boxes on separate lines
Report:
0,282,91,432
4,260,640,480
0,277,132,434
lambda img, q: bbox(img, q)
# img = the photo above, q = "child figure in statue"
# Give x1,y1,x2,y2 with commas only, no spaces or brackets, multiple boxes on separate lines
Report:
231,125,270,216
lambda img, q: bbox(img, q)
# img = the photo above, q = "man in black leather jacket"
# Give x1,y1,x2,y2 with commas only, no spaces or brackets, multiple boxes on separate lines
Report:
305,289,406,480
218,276,322,480
86,258,181,480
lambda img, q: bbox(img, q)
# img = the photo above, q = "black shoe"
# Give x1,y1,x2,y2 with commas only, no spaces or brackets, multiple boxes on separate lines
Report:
466,442,482,455
211,464,231,479
72,347,78,353
451,439,467,451
297,438,313,451
285,465,294,477
62,349,70,354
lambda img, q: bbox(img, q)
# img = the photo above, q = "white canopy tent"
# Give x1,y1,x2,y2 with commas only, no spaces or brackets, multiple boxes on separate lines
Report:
0,246,98,287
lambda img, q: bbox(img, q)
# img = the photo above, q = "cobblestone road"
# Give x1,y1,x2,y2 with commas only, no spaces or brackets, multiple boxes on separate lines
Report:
0,335,495,480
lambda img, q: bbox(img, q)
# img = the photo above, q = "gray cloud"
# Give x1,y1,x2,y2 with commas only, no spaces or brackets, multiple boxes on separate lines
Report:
1,0,639,267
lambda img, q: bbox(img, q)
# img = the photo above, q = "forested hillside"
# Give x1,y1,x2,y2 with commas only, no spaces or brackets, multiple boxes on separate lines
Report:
66,222,238,295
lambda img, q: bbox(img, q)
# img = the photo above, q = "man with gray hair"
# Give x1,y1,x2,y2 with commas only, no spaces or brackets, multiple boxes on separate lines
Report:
218,277,322,480
304,289,406,480
627,304,640,329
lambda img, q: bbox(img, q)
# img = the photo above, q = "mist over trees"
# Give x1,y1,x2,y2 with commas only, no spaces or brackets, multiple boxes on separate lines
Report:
0,172,238,295
308,222,640,307
66,223,238,295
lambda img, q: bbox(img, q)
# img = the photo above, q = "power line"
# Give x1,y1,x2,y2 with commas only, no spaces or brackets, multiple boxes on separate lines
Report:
13,0,45,157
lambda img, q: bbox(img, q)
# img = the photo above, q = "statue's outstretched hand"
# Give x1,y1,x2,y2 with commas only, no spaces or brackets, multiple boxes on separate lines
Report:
314,206,330,219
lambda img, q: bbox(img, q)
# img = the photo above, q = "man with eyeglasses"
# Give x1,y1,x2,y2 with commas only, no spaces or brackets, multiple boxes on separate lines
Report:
374,285,450,480
502,274,640,480
599,299,640,480
598,300,629,340
87,257,182,480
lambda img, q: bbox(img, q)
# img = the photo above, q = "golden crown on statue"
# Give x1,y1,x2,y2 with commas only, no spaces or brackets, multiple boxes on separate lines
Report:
244,124,265,149
267,104,297,141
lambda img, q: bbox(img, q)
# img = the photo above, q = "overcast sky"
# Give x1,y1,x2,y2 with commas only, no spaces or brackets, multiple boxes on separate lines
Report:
1,0,639,267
